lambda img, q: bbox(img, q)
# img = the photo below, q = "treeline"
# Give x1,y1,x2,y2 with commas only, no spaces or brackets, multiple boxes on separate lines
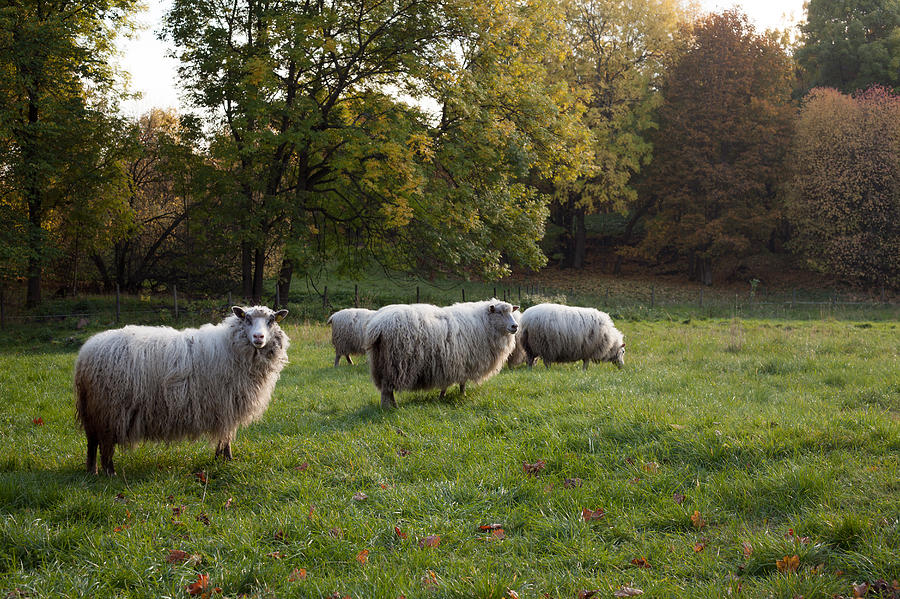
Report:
1,0,898,307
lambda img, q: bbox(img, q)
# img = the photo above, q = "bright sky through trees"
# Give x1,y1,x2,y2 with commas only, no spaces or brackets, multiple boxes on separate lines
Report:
116,0,805,116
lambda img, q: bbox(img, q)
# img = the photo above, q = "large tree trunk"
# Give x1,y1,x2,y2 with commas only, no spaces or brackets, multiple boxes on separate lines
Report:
252,246,265,304
24,94,42,308
241,242,253,301
277,256,292,307
573,207,587,269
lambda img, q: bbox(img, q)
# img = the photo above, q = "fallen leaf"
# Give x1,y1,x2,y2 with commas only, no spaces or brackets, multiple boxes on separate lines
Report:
479,523,504,531
693,542,706,552
624,457,635,465
166,549,189,564
274,530,285,542
196,513,211,526
741,541,753,558
776,554,800,574
194,471,207,484
352,492,368,502
673,493,685,505
398,448,411,457
422,570,437,588
185,573,209,596
420,534,440,548
288,567,307,581
563,478,583,488
356,549,369,564
308,505,315,519
172,505,186,516
613,587,643,597
223,498,233,509
394,526,408,539
266,551,285,559
630,557,651,569
576,591,599,599
523,460,546,475
629,477,642,485
114,492,126,503
295,462,309,471
581,508,605,522
507,590,519,599
851,583,867,598
32,417,44,426
491,528,506,540
691,511,706,529
642,462,658,474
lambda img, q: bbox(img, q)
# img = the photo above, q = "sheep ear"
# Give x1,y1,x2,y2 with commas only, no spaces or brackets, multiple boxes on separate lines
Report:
232,306,246,319
274,309,288,322
489,304,496,313
512,305,520,312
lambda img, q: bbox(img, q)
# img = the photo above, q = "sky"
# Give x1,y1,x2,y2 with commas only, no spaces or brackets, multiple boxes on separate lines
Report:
117,0,807,116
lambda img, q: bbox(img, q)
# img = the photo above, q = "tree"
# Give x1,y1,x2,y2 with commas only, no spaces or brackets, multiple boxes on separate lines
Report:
0,0,141,305
548,0,686,269
788,86,900,288
795,0,900,94
633,11,795,285
165,0,584,302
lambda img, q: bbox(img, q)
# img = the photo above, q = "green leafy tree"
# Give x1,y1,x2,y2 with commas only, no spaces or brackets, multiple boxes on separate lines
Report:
548,0,686,269
0,0,140,305
796,0,900,94
634,11,795,285
788,86,900,287
165,0,584,302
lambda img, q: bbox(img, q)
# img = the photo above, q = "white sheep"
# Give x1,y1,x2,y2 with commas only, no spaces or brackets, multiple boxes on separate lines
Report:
74,306,289,475
519,303,625,370
365,299,519,408
507,309,526,368
326,308,376,367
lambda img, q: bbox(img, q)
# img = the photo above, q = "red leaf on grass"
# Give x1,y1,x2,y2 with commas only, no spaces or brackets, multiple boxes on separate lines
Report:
523,460,546,475
693,541,706,552
166,550,188,564
577,590,599,599
690,511,705,529
630,557,651,568
288,567,307,581
194,471,207,484
356,549,369,564
295,462,309,471
32,417,43,426
479,524,504,531
185,573,209,596
398,448,411,457
394,526,407,539
419,534,440,548
581,508,605,522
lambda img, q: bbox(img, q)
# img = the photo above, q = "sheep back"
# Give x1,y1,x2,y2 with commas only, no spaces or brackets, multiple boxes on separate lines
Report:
520,303,624,366
74,313,289,449
365,300,517,393
327,308,376,357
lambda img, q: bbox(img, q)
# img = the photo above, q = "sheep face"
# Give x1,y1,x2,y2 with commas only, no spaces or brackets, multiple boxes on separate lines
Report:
613,341,625,368
488,302,520,335
232,306,288,348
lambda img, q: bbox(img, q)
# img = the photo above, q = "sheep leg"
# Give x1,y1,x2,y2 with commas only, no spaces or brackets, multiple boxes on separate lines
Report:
345,355,353,365
100,441,116,476
86,434,99,475
544,359,551,369
439,388,446,400
526,354,535,369
380,389,397,409
458,382,466,397
334,354,341,368
582,359,589,371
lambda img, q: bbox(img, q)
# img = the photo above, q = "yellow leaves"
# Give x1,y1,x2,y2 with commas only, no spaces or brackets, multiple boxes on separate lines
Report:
776,554,800,574
691,511,706,529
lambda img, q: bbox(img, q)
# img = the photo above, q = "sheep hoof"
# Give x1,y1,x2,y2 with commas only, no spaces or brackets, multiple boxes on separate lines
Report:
458,382,466,396
333,355,341,367
381,391,397,409
346,355,353,365
439,388,446,400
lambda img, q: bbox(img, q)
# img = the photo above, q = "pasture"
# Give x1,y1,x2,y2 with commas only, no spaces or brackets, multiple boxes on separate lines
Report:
1,317,899,598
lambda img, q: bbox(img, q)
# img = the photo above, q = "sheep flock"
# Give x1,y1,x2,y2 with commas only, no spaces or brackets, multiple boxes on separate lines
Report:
73,298,624,474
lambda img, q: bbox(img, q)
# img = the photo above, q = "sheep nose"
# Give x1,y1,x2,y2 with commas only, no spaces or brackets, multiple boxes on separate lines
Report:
253,333,265,343
510,323,518,332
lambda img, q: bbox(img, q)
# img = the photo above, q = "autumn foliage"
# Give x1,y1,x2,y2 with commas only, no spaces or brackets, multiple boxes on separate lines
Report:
788,86,900,287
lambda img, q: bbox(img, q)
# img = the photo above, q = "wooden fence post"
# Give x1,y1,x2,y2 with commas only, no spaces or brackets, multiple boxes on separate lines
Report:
115,283,120,324
462,288,466,302
416,286,420,303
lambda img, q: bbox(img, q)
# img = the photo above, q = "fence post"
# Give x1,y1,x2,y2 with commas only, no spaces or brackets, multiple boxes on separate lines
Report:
174,285,179,320
791,288,796,309
275,284,280,309
831,292,837,310
462,288,465,302
323,286,328,309
493,286,497,299
355,284,359,307
115,283,121,324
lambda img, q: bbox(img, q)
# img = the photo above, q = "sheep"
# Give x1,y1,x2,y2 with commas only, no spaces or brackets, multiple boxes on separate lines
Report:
326,308,376,367
74,306,289,475
365,299,519,409
519,303,625,370
506,309,527,368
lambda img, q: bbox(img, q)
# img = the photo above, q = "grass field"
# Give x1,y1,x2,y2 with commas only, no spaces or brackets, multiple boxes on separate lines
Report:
1,316,899,598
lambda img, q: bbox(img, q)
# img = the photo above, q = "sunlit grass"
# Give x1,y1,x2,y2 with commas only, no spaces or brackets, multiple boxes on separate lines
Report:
1,318,898,598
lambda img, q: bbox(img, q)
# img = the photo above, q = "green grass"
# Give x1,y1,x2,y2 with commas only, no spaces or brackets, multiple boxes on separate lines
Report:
1,317,899,598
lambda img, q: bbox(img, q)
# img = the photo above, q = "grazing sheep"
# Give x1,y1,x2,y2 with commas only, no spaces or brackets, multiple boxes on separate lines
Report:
365,299,519,409
326,308,376,367
74,306,289,475
519,303,625,370
507,309,527,368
